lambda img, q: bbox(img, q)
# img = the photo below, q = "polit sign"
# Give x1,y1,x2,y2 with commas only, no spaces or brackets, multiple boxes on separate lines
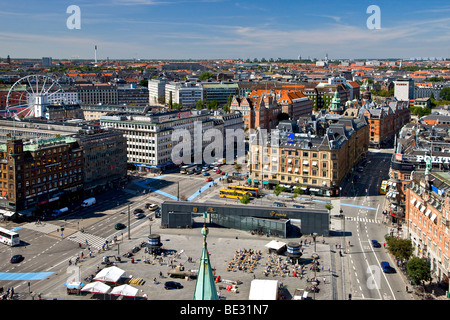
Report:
416,155,450,164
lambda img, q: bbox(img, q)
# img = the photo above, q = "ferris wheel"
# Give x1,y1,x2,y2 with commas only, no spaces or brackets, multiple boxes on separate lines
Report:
6,74,64,118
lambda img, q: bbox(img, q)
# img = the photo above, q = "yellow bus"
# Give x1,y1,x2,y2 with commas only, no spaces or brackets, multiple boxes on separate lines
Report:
380,180,388,195
219,188,252,200
227,185,260,197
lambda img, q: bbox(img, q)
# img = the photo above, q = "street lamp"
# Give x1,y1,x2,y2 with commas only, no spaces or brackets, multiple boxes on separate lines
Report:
312,232,318,300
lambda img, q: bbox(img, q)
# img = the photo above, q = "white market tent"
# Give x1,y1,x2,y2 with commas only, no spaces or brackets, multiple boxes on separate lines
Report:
110,284,139,297
265,240,287,253
81,281,111,294
93,266,125,283
249,279,279,300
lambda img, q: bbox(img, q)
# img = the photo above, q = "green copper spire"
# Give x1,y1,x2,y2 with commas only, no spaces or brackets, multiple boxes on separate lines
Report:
193,224,219,300
331,91,341,111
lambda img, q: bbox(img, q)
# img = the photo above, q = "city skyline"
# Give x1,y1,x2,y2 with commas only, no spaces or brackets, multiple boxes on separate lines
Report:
0,0,449,60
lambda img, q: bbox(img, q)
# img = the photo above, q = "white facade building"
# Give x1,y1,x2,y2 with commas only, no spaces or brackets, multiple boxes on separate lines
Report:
148,78,168,105
394,78,414,101
165,82,203,108
100,109,215,171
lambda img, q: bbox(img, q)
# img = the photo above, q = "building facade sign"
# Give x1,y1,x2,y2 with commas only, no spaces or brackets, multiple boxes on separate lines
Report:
416,155,450,164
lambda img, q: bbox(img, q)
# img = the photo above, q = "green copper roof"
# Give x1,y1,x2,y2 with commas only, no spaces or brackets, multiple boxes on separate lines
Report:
193,226,219,300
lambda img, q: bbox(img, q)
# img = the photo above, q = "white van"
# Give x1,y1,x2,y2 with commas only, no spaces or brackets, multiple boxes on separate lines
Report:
81,197,96,207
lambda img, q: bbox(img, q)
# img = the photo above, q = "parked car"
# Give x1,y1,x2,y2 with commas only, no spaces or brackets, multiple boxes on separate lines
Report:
133,208,144,214
205,177,213,182
273,202,286,207
203,172,210,176
147,204,159,211
371,240,381,248
10,254,24,264
164,281,183,290
154,208,161,218
115,223,126,230
134,212,145,219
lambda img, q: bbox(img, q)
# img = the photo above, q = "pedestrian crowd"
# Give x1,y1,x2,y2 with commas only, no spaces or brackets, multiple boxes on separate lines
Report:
0,287,14,300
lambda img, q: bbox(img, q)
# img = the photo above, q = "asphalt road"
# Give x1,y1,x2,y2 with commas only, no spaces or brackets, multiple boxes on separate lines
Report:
0,154,416,300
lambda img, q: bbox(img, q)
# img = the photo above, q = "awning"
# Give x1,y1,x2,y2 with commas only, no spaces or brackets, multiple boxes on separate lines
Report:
310,188,320,192
268,179,279,184
253,180,259,183
420,206,426,213
265,240,287,251
415,201,421,208
0,209,15,217
430,214,437,222
110,284,139,297
81,281,111,294
411,198,416,204
288,159,292,163
425,209,431,217
312,161,317,166
295,178,299,182
295,168,299,173
303,160,309,165
288,167,292,172
93,266,125,283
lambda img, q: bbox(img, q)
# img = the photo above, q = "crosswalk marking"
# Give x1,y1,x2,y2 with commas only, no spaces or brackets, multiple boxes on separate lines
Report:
66,231,107,250
22,222,107,250
345,216,380,224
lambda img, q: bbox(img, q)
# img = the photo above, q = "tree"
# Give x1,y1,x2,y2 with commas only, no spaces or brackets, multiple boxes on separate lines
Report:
206,100,219,110
273,184,285,197
139,79,148,87
293,184,304,198
440,88,450,101
157,95,165,105
199,72,213,80
385,235,413,264
196,99,205,110
324,202,333,212
240,193,250,204
406,257,431,286
234,163,242,173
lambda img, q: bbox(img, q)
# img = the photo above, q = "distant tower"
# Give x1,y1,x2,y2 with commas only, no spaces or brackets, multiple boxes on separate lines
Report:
329,91,343,115
94,45,97,64
6,55,10,65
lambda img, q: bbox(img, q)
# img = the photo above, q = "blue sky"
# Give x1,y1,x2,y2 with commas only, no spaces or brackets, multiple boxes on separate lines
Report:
0,0,449,60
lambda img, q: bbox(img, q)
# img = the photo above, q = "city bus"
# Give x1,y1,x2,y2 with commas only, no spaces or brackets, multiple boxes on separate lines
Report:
227,185,260,198
380,180,388,195
0,226,20,246
180,164,197,174
219,188,252,200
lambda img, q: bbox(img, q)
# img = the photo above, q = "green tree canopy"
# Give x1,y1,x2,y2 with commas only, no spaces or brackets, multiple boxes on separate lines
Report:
240,193,250,204
274,184,286,197
385,235,413,263
199,72,214,80
440,88,450,101
406,256,432,285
